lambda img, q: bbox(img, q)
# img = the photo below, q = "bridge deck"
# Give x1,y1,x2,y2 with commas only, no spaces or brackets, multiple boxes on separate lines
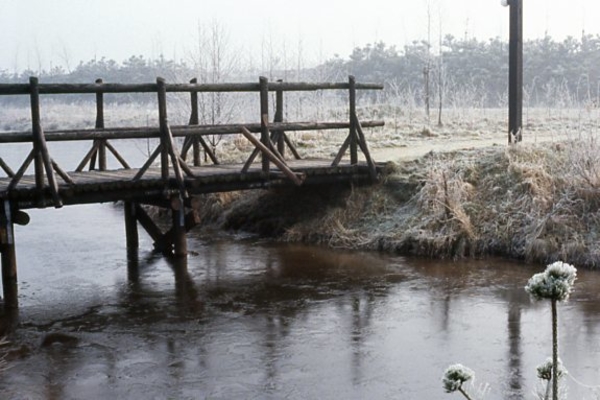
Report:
0,159,379,209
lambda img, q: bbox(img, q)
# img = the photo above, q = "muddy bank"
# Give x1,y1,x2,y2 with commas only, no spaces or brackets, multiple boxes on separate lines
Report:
191,142,600,269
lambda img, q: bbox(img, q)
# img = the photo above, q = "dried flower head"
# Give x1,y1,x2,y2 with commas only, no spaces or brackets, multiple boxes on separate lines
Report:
536,357,567,381
525,261,577,302
442,364,474,393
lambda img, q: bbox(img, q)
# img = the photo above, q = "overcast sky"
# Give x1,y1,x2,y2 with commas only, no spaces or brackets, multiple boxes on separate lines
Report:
1,0,599,73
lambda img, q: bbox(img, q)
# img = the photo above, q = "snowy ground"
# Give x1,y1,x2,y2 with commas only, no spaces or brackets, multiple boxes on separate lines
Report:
1,103,599,164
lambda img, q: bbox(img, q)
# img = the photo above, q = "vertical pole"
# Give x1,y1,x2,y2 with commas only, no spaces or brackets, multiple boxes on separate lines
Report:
157,77,170,181
259,76,270,174
30,77,62,208
189,78,201,167
508,0,523,143
349,75,358,164
275,79,285,157
125,200,139,284
124,201,139,251
171,196,187,257
95,78,107,170
1,201,17,308
29,77,45,191
126,249,140,286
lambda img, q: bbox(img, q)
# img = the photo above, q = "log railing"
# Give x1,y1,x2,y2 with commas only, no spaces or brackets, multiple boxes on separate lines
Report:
0,76,384,207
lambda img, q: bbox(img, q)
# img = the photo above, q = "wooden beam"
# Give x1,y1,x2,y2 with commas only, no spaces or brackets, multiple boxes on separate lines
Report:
170,196,187,257
0,81,384,96
75,141,101,172
52,160,74,185
349,75,358,165
124,201,139,251
332,135,351,167
242,128,282,172
162,209,201,249
181,134,219,165
30,77,62,207
1,200,18,308
0,121,385,143
259,77,270,174
0,158,15,178
8,149,35,191
105,141,131,169
283,133,302,160
29,77,45,192
157,77,170,182
166,125,188,198
275,79,285,157
133,204,166,251
353,114,378,181
133,145,161,181
240,127,304,186
188,77,202,166
95,78,107,170
38,127,62,207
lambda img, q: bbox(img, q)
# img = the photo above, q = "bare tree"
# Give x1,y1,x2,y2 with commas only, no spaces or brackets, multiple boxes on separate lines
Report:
185,20,243,156
437,3,444,127
423,1,432,123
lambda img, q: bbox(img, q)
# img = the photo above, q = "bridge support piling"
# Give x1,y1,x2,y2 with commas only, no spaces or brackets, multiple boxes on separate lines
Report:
124,201,139,252
0,201,18,308
171,197,187,257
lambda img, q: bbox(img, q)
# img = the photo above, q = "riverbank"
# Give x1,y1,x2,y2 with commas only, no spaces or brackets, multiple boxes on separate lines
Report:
191,139,600,269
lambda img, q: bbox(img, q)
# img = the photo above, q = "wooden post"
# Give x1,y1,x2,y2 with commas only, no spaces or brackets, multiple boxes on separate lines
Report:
171,196,187,257
29,77,62,207
124,201,139,251
349,75,358,164
29,77,45,191
95,78,107,170
275,79,285,157
353,114,378,181
259,76,270,174
189,78,201,167
508,0,523,143
157,77,170,181
126,248,140,285
1,201,17,308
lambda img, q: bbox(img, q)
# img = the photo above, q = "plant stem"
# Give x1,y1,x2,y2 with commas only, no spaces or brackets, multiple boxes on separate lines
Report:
544,379,551,400
458,387,474,400
552,298,558,400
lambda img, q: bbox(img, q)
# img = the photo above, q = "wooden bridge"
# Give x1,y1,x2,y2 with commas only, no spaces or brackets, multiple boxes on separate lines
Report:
0,75,384,307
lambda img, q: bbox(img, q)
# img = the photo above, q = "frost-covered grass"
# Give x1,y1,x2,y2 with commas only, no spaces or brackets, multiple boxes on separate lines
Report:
192,137,600,269
2,99,599,150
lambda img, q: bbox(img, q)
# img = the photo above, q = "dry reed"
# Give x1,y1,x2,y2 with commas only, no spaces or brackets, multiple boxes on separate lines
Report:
194,137,600,268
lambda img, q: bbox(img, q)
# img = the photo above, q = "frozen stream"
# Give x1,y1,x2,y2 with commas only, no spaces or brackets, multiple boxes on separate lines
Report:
0,203,599,399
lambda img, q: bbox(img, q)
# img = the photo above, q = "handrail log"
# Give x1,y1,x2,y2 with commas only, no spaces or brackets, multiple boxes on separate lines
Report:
0,121,385,143
0,81,383,96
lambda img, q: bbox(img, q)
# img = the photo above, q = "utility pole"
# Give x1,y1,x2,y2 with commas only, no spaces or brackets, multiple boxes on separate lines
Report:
503,0,523,143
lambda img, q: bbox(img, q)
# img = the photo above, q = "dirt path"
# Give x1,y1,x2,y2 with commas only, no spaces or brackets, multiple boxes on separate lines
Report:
371,130,569,162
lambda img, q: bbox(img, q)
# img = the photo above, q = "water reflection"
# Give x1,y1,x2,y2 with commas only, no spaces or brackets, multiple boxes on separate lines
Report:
506,300,522,399
0,231,600,399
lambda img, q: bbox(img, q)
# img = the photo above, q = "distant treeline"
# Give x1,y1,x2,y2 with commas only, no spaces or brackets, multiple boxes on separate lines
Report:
2,34,600,108
323,34,600,108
